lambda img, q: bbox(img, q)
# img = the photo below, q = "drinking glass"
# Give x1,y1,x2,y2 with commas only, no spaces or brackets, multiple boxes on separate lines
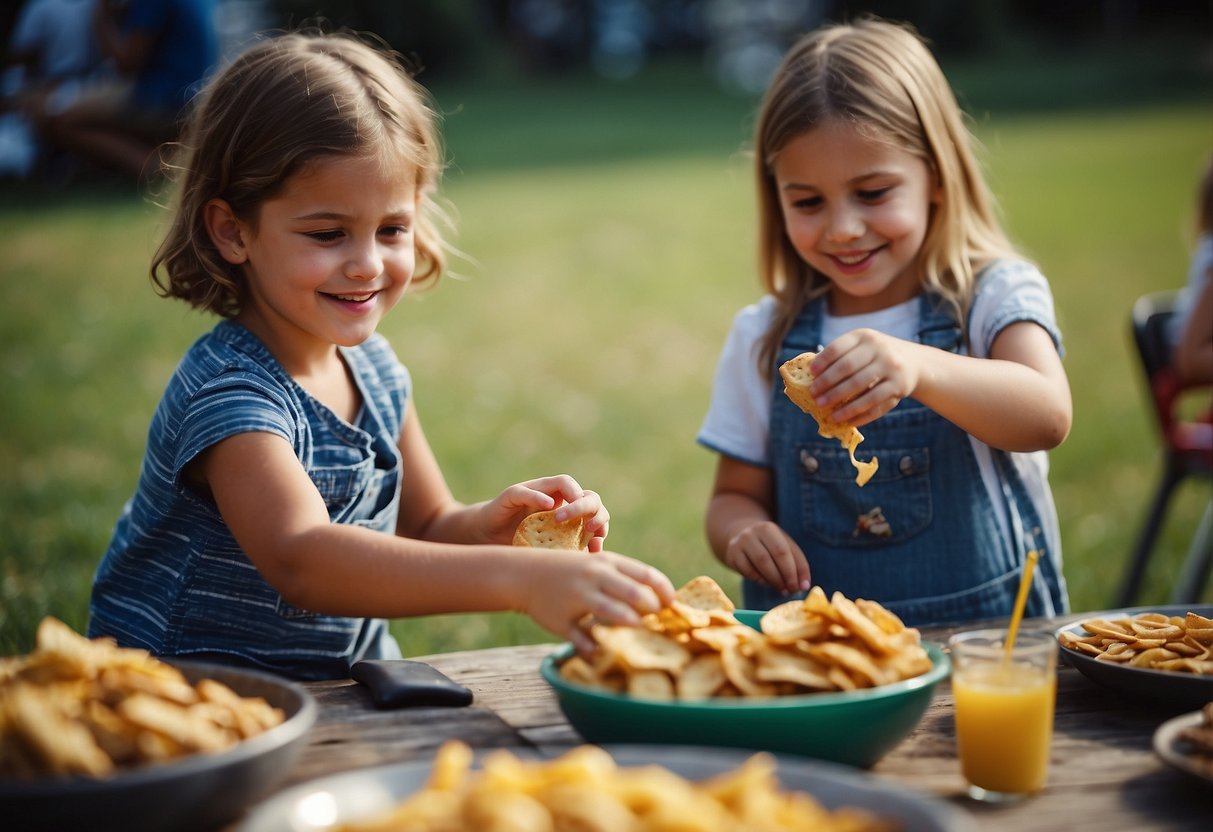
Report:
950,628,1057,802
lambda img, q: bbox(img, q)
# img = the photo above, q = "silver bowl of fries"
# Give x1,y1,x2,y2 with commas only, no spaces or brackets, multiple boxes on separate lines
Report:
0,618,318,832
541,578,950,768
238,740,976,832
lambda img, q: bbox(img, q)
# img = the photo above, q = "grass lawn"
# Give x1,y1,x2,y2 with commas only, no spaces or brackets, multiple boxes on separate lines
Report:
1,45,1210,656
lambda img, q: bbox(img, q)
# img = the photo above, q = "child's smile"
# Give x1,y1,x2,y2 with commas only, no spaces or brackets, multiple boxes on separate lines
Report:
772,119,938,316
217,153,419,372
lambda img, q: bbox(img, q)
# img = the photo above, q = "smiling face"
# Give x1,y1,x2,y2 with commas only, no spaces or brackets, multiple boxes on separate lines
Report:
212,154,419,371
772,120,939,316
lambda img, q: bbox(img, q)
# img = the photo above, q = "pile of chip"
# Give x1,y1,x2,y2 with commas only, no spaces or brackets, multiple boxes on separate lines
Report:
560,577,933,700
336,739,897,832
0,617,285,780
1058,610,1213,673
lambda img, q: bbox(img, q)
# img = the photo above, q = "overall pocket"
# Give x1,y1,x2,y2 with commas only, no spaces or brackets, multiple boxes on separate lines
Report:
791,443,932,548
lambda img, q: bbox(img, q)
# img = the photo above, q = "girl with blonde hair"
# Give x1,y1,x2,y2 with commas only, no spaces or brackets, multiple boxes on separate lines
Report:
89,31,674,679
698,17,1072,625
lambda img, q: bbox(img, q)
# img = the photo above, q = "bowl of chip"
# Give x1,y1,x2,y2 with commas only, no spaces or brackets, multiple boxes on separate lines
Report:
539,584,950,769
0,619,317,832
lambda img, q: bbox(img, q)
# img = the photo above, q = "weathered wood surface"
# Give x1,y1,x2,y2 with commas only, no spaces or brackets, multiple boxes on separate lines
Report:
244,617,1213,831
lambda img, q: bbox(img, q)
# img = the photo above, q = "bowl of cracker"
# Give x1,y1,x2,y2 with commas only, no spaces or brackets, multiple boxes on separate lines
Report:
0,617,317,832
540,577,949,768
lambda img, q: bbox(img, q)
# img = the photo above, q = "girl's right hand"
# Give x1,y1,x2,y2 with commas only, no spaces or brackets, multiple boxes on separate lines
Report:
521,551,676,655
724,521,810,596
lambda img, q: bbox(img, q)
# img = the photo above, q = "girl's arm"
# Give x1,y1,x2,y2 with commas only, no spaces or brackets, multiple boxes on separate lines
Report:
392,400,609,550
706,456,810,594
812,321,1072,453
195,423,671,652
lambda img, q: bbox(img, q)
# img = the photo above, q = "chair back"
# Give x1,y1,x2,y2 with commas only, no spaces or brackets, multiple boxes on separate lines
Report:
1131,291,1178,384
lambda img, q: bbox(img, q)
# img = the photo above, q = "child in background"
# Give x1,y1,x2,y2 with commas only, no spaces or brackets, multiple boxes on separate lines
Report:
697,18,1072,626
89,31,674,680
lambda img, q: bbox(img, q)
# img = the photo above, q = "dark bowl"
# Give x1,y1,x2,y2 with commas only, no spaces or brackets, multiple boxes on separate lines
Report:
0,661,317,832
1056,604,1213,712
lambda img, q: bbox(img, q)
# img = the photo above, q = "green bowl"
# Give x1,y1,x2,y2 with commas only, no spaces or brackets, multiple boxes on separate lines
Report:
539,610,949,768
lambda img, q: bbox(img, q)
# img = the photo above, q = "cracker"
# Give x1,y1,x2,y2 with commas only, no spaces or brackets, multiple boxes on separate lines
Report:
511,508,592,550
779,352,879,486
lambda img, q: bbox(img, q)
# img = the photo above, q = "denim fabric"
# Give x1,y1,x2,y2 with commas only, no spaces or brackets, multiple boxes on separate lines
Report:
746,266,1068,626
89,321,405,680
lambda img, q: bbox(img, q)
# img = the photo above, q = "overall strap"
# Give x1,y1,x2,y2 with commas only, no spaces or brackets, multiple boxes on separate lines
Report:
915,294,963,352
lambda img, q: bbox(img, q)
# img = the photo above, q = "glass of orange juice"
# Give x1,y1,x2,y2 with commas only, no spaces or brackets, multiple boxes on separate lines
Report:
949,628,1057,802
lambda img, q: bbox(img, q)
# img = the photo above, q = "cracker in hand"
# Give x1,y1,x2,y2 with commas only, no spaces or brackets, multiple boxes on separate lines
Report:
779,352,879,487
512,508,593,550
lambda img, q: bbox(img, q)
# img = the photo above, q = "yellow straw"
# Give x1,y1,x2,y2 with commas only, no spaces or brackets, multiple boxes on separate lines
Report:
1003,550,1040,664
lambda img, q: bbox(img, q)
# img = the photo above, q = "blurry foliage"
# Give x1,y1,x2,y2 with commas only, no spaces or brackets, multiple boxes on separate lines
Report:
2,0,1209,84
267,0,499,79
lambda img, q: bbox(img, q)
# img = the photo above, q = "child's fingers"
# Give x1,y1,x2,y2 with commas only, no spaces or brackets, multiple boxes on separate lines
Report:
496,483,558,512
729,526,808,594
569,623,598,657
553,490,609,530
607,555,676,606
521,474,586,505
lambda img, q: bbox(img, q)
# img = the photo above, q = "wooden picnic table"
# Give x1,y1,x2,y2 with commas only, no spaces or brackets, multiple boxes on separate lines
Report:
236,613,1213,831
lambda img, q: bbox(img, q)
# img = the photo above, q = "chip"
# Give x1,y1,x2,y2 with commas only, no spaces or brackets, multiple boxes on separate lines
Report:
0,618,285,781
590,625,691,673
1058,611,1213,674
563,576,932,700
779,352,879,487
512,508,593,550
675,654,728,701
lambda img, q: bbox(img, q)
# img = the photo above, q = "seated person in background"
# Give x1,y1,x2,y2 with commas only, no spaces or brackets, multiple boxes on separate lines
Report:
34,0,219,182
1172,156,1213,385
1,0,109,177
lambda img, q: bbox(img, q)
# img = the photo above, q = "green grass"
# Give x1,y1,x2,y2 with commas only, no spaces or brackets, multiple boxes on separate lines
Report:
1,47,1210,657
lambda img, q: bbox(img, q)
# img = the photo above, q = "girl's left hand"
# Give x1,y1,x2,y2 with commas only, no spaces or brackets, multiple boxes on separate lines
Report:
810,329,917,428
480,474,610,551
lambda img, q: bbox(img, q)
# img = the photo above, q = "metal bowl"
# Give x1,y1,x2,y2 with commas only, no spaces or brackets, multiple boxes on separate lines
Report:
0,661,317,832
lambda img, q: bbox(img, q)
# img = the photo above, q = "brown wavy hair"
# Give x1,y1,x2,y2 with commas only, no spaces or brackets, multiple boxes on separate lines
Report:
753,17,1020,374
151,30,449,317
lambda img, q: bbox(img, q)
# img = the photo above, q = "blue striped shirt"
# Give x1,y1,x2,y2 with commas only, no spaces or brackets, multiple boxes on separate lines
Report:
89,321,407,679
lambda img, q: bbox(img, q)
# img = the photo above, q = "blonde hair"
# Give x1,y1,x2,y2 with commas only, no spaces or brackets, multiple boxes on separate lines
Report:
152,30,448,317
753,17,1018,373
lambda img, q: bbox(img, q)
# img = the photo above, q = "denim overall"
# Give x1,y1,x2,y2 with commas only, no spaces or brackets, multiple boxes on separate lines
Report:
743,293,1066,626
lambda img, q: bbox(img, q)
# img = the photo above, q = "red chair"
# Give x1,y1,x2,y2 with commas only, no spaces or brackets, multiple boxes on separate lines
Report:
1114,290,1213,607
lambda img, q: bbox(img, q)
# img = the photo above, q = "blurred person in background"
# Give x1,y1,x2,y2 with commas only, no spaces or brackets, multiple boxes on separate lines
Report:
1172,155,1213,385
1,0,108,178
33,0,219,183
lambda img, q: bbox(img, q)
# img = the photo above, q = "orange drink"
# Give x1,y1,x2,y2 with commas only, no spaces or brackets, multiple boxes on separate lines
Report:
949,629,1057,802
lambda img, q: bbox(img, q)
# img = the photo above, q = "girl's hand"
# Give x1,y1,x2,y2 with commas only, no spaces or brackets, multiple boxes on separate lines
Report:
479,475,610,551
809,329,916,428
521,550,676,655
724,520,810,595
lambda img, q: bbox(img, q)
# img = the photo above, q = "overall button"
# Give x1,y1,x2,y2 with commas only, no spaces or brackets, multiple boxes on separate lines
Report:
899,455,914,475
800,450,819,474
